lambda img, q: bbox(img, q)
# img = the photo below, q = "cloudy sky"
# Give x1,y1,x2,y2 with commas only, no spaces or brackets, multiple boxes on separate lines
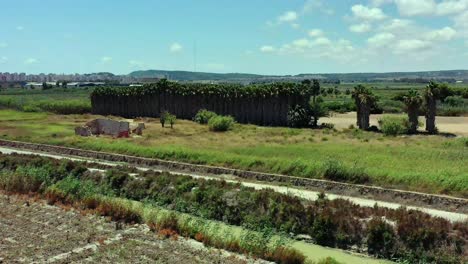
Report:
1,0,468,75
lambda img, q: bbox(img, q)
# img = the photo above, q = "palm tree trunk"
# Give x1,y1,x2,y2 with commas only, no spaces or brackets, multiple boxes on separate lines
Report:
425,98,437,134
408,106,419,134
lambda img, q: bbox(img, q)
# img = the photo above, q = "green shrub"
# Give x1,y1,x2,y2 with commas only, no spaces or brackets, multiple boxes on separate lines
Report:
208,115,235,132
323,101,355,113
194,109,217,124
35,100,91,114
378,100,405,113
378,115,410,136
444,96,464,107
22,104,41,112
287,105,311,128
160,111,176,128
322,159,370,184
0,166,52,193
367,217,396,258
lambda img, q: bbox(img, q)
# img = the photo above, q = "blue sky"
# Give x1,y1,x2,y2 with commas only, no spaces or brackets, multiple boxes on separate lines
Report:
1,0,468,75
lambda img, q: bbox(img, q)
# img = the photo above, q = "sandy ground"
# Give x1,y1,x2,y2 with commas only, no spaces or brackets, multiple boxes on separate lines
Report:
0,193,267,264
321,112,468,136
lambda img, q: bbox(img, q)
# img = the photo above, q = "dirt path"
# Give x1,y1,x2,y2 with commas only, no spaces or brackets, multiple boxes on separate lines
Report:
0,193,267,264
321,112,468,136
1,146,466,223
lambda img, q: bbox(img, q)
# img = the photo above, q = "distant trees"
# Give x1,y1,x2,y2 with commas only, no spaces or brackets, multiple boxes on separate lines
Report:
299,79,328,128
403,89,423,134
42,82,52,90
352,85,378,130
424,81,440,134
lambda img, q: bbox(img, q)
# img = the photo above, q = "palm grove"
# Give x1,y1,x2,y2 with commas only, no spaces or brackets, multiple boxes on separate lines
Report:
91,79,447,134
291,79,443,135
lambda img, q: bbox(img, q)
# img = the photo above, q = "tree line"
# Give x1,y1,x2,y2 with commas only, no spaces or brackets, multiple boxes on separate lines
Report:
91,80,312,126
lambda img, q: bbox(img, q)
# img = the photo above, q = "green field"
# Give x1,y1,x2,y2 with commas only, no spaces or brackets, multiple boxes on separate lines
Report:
0,109,466,197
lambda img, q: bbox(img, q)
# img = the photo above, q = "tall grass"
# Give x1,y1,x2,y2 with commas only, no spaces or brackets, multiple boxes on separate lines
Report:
0,159,305,263
0,154,466,264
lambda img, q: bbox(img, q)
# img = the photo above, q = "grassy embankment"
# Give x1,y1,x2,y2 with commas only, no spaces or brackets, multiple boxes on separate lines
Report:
0,109,466,197
0,153,393,264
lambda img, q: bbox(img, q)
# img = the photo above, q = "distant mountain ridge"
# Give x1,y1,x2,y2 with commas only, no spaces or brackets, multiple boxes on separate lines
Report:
129,70,265,81
129,69,468,83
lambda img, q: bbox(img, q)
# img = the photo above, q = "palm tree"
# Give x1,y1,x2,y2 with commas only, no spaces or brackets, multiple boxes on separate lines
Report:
424,81,440,134
352,85,377,130
301,79,322,127
403,89,422,134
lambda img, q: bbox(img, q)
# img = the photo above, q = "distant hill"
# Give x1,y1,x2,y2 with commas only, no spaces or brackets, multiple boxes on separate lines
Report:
129,69,468,83
129,70,265,82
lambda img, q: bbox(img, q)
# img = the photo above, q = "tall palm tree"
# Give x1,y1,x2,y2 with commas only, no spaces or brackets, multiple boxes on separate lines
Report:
352,85,377,130
424,81,440,134
403,89,423,134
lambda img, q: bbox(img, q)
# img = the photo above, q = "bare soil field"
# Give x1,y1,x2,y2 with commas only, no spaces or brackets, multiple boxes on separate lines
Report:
322,112,468,136
0,193,265,264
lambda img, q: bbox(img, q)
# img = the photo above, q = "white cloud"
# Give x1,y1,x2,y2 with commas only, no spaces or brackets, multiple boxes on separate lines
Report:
292,38,312,49
278,11,298,23
351,4,386,21
101,56,112,63
0,56,7,64
24,58,38,64
454,10,468,29
313,37,331,46
436,0,468,15
379,19,413,32
425,27,457,41
349,23,372,33
260,45,276,53
371,0,393,6
169,42,183,53
0,42,7,48
367,32,395,47
393,39,432,53
302,0,334,15
291,23,300,29
308,29,323,37
16,26,24,31
395,0,436,16
394,0,468,16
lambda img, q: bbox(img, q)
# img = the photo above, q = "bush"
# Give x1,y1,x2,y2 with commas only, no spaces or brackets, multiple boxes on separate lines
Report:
367,217,396,258
287,105,311,128
322,159,370,184
378,115,410,136
194,109,217,124
208,115,235,131
323,101,355,113
160,111,176,128
444,96,464,107
378,100,404,113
